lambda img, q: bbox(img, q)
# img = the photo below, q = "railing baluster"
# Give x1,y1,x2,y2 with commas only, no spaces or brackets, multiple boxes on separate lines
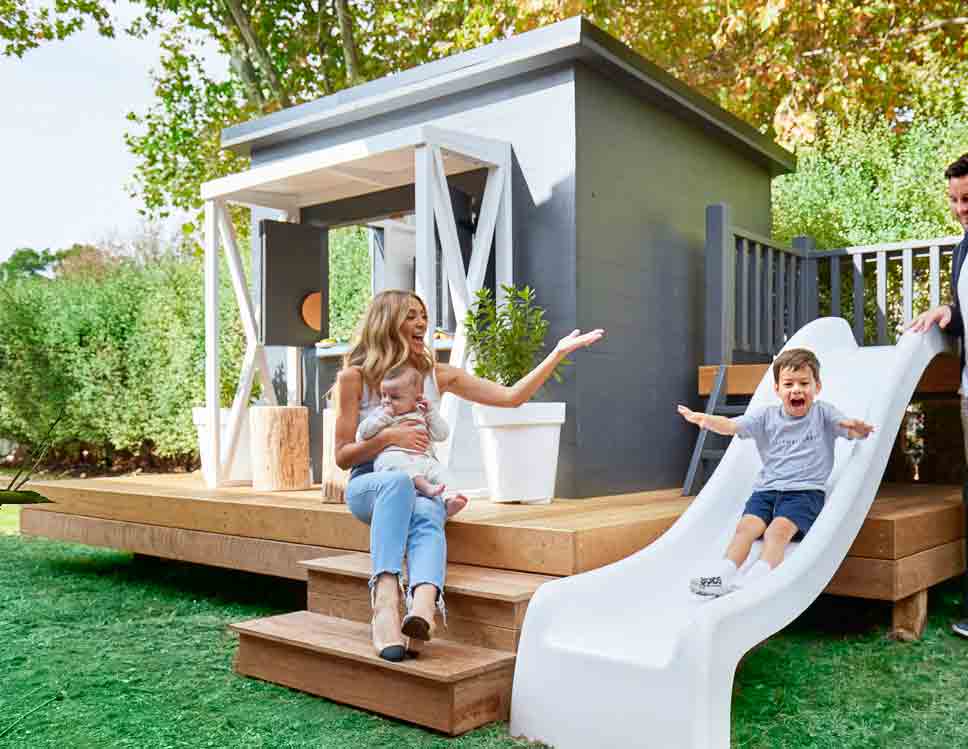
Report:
787,254,797,337
830,256,841,318
766,247,774,352
929,245,941,308
876,251,887,344
776,249,786,348
740,238,749,352
853,253,865,345
902,248,913,327
753,242,762,353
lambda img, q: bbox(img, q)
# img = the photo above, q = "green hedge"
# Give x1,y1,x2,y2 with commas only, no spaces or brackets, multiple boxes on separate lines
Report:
0,226,371,460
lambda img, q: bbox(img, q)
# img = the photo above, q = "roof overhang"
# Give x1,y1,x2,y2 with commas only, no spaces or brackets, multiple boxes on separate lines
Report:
200,126,506,210
220,17,794,177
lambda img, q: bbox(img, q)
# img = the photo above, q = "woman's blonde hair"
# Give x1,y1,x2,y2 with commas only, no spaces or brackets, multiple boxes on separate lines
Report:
343,290,435,392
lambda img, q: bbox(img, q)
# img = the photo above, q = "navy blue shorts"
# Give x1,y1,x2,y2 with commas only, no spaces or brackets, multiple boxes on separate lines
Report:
743,489,825,541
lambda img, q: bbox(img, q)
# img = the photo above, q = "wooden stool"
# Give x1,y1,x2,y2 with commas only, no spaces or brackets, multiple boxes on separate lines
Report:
321,409,348,503
249,406,311,491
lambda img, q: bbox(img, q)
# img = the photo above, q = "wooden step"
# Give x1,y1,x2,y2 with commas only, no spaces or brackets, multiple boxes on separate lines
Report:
231,611,515,735
302,552,556,652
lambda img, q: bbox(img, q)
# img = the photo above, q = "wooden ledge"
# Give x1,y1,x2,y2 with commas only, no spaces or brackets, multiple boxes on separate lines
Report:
302,552,557,602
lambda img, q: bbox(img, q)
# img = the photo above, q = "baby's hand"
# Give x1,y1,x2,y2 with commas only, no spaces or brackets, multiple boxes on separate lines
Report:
677,404,705,429
839,418,875,439
415,396,429,413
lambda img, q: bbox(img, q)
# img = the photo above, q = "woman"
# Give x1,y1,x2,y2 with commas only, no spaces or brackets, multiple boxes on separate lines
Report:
334,289,603,660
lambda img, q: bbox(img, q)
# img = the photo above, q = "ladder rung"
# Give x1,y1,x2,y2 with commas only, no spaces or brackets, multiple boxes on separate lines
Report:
714,405,746,416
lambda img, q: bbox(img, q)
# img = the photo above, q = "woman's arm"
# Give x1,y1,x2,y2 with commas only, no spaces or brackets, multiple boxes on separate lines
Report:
437,328,604,407
334,368,430,470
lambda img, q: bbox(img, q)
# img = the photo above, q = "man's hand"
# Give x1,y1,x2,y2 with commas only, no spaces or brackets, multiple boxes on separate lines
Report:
839,418,876,439
677,404,706,429
908,305,951,333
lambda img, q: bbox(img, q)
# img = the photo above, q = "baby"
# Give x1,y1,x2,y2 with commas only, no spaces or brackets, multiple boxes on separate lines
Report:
356,365,467,517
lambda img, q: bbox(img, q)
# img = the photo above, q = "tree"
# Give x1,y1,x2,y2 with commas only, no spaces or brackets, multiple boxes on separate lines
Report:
4,1,967,218
0,248,60,281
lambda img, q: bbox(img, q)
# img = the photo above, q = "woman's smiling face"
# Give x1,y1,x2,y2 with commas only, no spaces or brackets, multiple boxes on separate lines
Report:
400,297,428,354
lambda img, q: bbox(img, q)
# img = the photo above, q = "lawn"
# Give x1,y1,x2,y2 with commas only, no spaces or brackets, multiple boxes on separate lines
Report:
1,533,966,748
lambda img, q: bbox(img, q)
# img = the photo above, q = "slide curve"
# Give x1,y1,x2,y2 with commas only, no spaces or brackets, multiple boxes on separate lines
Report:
510,317,948,749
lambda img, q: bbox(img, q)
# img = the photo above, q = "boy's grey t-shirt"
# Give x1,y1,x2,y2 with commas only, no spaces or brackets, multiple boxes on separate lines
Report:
732,401,854,492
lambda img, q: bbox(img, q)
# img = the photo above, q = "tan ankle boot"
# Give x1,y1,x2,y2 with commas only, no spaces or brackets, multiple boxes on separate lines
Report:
372,573,405,661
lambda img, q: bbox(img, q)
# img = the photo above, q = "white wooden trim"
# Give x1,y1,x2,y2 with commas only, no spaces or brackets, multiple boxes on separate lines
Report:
203,200,222,488
423,125,506,168
467,166,503,293
326,164,397,189
495,147,514,304
222,344,258,477
430,145,471,320
414,146,437,346
215,202,277,406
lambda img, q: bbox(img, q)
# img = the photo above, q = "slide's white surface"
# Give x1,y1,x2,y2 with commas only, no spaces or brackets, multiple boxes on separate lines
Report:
510,318,948,749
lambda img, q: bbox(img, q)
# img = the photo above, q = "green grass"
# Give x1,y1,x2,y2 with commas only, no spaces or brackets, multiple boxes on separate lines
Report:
0,504,19,534
1,534,966,748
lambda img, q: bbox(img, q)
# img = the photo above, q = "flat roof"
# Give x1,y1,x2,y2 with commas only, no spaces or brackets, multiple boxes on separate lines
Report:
221,17,794,176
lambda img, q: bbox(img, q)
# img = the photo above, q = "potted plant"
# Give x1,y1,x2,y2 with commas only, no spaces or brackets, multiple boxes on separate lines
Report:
463,285,569,504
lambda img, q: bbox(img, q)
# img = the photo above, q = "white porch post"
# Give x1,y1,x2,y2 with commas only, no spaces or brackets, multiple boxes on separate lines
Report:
281,209,304,407
203,199,222,488
495,145,514,304
414,145,438,345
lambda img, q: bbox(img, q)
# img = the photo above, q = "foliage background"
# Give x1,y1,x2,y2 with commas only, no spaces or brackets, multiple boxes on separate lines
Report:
0,228,369,463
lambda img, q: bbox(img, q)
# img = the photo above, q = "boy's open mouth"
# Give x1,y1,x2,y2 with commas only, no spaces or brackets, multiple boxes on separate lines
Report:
790,396,806,408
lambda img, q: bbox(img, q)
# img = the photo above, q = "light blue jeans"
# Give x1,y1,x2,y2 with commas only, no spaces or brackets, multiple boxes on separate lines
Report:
345,464,447,609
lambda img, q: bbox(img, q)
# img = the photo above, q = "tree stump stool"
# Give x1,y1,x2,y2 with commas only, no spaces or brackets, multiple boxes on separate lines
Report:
249,406,311,491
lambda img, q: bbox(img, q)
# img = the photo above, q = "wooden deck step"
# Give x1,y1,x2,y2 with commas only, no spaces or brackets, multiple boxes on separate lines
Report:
302,552,556,652
231,611,515,735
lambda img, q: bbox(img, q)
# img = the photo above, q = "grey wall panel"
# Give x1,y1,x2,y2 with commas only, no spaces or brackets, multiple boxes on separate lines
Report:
571,63,772,496
260,220,329,346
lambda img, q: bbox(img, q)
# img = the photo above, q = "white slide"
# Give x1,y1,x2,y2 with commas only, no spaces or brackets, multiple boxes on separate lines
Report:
510,317,948,749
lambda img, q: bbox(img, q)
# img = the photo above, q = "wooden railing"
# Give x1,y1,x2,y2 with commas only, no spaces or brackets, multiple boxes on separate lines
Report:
705,202,963,364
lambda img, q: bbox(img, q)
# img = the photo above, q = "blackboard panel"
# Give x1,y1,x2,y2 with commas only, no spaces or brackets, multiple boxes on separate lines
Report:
260,220,328,346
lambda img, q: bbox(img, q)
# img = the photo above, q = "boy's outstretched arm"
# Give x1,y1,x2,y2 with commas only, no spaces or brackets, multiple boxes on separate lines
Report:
838,418,875,439
677,405,739,436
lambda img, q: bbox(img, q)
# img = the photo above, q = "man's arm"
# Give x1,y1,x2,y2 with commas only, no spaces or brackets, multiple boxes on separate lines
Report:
677,405,740,436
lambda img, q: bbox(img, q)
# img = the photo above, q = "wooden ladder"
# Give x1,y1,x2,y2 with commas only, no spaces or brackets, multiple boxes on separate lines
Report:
682,364,750,496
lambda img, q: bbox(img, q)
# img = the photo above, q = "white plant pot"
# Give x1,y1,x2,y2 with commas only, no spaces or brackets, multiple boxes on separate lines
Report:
472,402,565,504
192,407,253,485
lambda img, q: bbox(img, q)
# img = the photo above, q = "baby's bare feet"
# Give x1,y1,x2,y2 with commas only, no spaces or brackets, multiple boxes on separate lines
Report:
445,494,468,518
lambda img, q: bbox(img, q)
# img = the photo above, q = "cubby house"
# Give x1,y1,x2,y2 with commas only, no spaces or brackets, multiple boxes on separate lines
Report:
22,16,965,737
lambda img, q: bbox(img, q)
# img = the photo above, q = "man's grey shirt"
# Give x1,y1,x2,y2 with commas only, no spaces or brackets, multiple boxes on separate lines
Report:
732,401,854,492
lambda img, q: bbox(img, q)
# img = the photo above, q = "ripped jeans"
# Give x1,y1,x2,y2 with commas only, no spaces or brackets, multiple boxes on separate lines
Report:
345,463,447,612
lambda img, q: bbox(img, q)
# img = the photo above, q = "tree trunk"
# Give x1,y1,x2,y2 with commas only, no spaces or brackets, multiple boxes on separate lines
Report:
221,0,292,107
334,0,362,86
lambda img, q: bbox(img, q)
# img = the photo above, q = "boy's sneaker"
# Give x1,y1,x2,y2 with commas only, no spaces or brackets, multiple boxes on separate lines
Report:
690,574,734,598
953,620,968,639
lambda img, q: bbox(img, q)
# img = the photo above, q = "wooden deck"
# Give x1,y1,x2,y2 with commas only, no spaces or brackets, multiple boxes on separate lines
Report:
23,473,691,576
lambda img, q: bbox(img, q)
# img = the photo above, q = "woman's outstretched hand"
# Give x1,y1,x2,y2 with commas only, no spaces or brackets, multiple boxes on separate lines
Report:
554,328,605,356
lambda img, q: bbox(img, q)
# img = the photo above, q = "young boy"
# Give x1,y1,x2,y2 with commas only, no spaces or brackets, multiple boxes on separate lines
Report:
678,348,875,597
356,365,467,517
